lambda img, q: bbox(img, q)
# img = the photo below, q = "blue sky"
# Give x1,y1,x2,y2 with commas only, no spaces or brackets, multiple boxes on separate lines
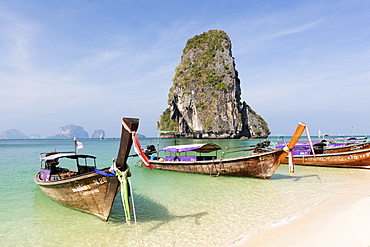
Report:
1,0,369,137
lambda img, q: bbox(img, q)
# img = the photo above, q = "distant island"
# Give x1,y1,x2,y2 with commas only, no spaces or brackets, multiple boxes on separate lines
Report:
0,129,30,139
47,124,90,139
0,125,146,139
91,129,105,139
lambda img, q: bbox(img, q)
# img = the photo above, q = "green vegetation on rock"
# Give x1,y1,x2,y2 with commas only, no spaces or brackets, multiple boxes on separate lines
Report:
158,107,177,132
172,30,231,94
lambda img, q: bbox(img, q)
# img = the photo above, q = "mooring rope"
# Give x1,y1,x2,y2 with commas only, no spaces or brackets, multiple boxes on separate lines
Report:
128,176,141,247
111,161,141,246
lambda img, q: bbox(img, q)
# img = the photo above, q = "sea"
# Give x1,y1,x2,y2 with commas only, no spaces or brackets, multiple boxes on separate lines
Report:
1,137,369,247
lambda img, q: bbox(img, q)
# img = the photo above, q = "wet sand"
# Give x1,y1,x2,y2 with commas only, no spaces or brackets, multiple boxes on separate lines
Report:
235,176,370,247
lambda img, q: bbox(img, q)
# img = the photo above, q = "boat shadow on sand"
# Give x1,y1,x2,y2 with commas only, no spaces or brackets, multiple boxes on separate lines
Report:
109,193,208,230
272,173,320,181
33,187,207,227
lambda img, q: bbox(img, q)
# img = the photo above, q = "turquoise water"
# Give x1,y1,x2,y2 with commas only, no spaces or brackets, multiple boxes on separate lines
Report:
1,138,369,246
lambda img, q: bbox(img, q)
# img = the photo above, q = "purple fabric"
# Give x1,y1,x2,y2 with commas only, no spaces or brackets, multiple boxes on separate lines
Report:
165,156,175,161
291,150,311,155
179,156,197,161
163,144,206,152
165,156,197,161
40,169,51,181
162,143,221,153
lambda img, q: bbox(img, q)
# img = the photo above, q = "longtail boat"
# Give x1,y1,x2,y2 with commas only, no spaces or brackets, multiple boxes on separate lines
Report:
139,122,307,179
277,137,370,169
276,137,369,156
321,141,370,154
34,117,139,221
281,148,370,169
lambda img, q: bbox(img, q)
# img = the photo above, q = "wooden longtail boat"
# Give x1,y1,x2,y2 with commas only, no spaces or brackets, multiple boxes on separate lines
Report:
319,141,370,154
276,137,369,156
141,122,307,179
281,148,370,169
34,117,139,221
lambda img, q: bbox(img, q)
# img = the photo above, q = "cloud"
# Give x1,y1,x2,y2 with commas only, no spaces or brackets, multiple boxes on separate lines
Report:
269,19,323,38
0,7,40,73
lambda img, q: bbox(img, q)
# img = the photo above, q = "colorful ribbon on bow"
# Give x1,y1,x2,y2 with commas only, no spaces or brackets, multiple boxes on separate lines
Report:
122,119,153,169
283,146,295,175
115,167,131,224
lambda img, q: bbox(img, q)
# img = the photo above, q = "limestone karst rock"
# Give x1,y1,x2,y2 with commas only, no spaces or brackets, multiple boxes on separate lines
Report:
47,124,89,139
0,129,30,139
158,29,270,139
91,129,105,139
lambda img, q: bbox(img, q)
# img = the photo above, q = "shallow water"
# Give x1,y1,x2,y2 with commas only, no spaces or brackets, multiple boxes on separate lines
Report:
1,138,369,246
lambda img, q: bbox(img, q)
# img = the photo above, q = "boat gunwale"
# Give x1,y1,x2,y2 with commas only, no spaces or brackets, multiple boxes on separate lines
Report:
324,141,370,151
150,149,284,164
34,167,114,186
289,147,370,158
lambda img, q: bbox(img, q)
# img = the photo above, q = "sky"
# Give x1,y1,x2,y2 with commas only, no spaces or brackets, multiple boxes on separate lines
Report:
0,0,369,138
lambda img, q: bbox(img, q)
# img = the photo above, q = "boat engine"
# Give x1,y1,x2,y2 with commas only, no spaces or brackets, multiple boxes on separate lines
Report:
144,145,157,157
254,140,271,153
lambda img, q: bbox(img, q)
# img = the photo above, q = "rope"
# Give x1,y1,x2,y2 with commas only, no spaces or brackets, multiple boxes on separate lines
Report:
113,161,141,246
115,120,143,245
128,177,141,247
210,159,221,177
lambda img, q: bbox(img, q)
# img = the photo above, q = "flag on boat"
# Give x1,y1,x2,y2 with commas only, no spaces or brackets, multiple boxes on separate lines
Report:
74,138,84,150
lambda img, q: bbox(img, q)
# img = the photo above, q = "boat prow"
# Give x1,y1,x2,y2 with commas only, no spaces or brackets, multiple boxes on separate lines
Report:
34,117,139,221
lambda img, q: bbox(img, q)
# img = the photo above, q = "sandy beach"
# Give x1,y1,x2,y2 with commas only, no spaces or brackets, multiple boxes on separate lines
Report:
235,172,370,247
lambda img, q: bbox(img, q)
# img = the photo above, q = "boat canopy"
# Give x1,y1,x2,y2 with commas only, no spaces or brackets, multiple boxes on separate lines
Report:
162,143,222,153
41,153,96,161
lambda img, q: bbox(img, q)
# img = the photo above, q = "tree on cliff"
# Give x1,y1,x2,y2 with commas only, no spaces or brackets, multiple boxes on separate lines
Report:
158,29,270,139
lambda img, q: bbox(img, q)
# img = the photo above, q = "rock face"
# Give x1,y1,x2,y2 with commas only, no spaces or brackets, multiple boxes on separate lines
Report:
0,129,29,139
48,124,89,139
91,129,105,138
158,30,270,139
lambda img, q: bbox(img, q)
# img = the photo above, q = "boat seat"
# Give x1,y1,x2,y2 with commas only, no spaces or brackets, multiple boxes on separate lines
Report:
196,156,216,161
77,165,95,174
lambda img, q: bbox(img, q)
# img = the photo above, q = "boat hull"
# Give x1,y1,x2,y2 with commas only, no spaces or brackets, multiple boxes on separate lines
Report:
34,168,119,221
148,149,286,179
283,148,370,169
324,141,370,154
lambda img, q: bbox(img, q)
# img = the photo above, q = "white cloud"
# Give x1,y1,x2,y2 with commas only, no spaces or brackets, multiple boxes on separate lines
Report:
269,19,323,38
